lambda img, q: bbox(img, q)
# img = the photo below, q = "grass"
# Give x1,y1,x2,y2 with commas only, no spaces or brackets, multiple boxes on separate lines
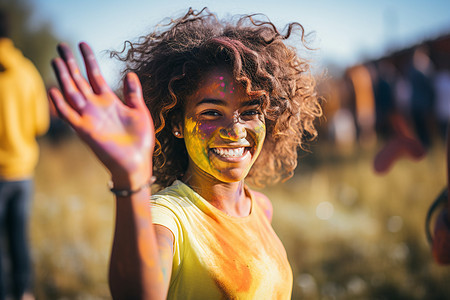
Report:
267,142,450,299
32,137,112,299
30,136,450,299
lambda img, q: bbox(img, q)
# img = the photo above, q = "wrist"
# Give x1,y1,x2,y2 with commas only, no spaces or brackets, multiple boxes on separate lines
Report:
109,161,152,189
109,176,156,198
110,170,152,191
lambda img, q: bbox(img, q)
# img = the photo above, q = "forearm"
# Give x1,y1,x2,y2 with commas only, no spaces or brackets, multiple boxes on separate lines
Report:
109,186,165,300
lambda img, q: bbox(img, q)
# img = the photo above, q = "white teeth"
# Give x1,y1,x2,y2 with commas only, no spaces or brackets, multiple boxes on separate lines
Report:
212,147,245,158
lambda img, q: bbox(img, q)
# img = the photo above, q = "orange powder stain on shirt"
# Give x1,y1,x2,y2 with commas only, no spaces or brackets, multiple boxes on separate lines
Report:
189,188,290,297
207,225,255,293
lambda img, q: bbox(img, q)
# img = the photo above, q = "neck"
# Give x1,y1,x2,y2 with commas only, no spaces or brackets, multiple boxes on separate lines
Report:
182,168,251,217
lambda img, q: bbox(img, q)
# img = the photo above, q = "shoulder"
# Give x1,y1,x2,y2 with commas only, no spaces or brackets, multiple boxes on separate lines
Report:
250,190,273,223
150,181,197,223
151,181,188,204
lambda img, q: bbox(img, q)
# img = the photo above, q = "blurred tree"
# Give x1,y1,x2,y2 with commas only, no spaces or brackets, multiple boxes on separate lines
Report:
0,0,59,84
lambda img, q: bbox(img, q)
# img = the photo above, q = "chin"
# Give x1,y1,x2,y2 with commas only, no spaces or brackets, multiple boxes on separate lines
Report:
213,168,251,184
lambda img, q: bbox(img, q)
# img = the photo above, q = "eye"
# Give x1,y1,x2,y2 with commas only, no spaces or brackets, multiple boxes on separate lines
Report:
242,110,259,116
200,110,222,117
241,109,261,118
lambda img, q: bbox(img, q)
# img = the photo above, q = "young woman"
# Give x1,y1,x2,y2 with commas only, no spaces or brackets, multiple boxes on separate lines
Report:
49,8,322,299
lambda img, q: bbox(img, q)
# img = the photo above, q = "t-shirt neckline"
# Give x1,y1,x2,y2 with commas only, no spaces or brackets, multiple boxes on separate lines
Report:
173,180,255,222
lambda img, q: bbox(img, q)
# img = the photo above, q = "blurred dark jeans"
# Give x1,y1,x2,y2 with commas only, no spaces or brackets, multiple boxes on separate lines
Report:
0,179,33,299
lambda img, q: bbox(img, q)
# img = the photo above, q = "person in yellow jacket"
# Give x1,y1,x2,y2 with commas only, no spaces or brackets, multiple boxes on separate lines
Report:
0,10,49,300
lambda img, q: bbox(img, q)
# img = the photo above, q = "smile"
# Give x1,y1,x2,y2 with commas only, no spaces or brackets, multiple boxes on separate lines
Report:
210,147,249,158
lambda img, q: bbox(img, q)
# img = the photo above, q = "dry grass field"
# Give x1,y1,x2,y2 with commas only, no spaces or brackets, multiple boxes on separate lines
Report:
30,136,450,299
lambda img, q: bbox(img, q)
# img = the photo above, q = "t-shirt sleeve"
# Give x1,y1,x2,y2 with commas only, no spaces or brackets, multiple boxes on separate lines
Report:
150,197,180,241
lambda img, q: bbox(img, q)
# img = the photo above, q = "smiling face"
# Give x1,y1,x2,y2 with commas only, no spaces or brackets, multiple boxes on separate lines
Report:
180,67,266,184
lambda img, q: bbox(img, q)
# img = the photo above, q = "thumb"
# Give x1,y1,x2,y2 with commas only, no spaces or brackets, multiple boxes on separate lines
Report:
123,72,145,109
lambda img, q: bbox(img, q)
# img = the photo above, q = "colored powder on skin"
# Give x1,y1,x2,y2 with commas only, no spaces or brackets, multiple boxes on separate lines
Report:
254,123,265,136
99,133,137,146
198,121,218,138
184,117,210,164
217,75,230,94
184,117,198,136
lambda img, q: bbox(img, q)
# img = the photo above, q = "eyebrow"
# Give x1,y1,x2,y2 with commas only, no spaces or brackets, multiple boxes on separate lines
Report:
195,98,262,107
242,99,262,107
196,98,226,107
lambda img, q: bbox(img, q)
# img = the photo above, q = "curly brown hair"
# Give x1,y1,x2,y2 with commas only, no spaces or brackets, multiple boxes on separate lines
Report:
113,7,322,188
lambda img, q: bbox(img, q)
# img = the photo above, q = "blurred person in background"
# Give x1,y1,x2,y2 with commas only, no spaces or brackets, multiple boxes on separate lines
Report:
372,60,395,139
371,60,425,174
0,9,49,300
347,64,376,147
408,46,435,149
433,54,450,141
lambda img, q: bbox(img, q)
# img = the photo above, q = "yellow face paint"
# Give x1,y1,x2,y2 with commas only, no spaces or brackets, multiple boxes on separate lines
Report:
182,67,266,183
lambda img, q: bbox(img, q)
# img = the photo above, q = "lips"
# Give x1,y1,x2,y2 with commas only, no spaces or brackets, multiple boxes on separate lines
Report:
209,145,254,160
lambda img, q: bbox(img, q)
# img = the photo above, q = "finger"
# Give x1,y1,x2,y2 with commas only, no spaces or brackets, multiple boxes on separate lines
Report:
79,42,110,94
52,58,87,112
123,72,145,109
57,43,93,96
48,88,81,128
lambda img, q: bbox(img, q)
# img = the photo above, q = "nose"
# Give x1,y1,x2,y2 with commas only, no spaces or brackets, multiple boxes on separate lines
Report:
219,120,247,141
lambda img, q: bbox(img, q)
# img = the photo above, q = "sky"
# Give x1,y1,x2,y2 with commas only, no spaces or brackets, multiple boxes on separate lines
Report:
28,0,450,88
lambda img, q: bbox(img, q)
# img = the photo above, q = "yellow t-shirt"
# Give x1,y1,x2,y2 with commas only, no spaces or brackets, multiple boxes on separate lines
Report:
151,180,293,299
0,38,49,179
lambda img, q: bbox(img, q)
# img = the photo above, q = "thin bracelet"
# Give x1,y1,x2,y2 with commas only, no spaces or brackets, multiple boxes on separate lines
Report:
109,176,156,197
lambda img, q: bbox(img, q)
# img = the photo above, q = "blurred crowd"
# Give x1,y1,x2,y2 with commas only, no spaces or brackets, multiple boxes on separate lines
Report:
321,33,450,156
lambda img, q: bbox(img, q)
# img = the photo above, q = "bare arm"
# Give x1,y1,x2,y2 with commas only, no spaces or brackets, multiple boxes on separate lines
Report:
154,225,175,288
49,42,173,299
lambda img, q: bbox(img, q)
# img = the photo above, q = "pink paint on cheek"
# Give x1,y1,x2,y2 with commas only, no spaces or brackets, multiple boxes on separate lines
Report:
198,122,218,137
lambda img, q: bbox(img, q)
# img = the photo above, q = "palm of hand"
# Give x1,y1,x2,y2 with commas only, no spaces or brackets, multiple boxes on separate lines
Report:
81,92,153,175
49,43,154,186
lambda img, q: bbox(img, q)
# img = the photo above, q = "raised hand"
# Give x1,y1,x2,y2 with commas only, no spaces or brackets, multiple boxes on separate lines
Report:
49,43,154,189
49,43,171,299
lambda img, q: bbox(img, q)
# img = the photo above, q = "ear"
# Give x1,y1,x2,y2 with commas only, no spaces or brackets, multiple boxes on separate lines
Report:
172,122,184,138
